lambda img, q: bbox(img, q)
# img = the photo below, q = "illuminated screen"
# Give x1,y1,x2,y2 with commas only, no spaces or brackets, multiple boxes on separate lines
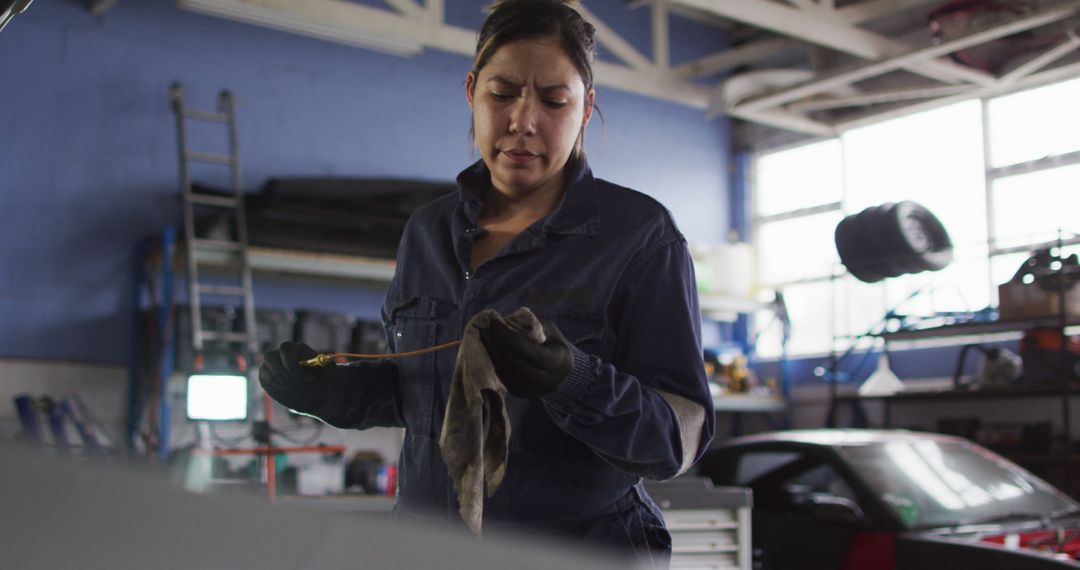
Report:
186,374,248,421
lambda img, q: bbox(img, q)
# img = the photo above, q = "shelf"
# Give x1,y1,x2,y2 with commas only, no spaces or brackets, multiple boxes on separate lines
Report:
879,316,1080,342
713,393,786,413
191,245,396,283
835,382,1080,403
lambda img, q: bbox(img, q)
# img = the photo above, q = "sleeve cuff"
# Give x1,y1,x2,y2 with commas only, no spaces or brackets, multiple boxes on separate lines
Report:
543,345,595,408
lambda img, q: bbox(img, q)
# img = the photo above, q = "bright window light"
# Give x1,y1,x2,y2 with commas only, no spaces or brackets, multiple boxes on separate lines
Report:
751,79,1079,359
755,139,843,217
987,76,1080,168
756,211,843,285
186,374,248,421
991,164,1080,249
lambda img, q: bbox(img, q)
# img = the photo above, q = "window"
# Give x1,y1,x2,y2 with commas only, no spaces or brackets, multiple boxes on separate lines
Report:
752,77,1080,359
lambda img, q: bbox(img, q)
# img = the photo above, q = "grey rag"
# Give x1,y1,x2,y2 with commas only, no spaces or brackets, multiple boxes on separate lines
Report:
438,307,546,535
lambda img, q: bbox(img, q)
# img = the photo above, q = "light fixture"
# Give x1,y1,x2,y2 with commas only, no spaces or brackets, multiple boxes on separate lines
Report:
186,374,249,422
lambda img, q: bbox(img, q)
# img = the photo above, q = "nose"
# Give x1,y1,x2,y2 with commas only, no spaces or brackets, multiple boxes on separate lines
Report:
508,96,538,136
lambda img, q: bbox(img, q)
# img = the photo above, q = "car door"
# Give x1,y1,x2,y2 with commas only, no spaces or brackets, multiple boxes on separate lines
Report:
698,445,866,570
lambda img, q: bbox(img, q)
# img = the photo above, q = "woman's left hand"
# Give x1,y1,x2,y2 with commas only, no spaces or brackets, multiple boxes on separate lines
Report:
480,318,573,398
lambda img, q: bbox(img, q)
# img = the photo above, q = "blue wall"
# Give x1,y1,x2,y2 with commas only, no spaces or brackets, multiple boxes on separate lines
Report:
1,0,732,363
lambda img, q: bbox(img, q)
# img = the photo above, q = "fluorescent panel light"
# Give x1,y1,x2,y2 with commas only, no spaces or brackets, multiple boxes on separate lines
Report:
186,374,249,421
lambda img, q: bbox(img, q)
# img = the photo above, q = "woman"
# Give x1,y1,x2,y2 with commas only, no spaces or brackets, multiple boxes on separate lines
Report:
260,0,714,564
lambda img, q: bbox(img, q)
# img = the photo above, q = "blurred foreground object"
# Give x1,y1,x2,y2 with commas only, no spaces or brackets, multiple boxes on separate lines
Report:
835,201,953,283
999,248,1080,320
0,441,628,570
0,0,32,33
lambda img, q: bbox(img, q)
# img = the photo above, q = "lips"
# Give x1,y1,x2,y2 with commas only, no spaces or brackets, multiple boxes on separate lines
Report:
501,148,540,164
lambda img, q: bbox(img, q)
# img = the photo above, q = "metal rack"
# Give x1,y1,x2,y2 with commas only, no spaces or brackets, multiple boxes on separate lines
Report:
832,245,1079,495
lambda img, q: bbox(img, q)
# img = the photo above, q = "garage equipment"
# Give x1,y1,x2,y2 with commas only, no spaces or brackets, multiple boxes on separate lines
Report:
170,83,257,361
644,477,753,570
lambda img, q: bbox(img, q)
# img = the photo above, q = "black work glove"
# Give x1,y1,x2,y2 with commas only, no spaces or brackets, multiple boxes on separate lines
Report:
259,341,329,411
480,319,573,398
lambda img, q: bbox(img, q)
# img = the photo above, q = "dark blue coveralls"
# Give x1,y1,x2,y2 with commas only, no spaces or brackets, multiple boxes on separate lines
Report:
265,158,715,564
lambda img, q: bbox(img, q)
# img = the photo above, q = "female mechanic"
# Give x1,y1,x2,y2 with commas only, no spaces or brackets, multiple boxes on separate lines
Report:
259,0,714,565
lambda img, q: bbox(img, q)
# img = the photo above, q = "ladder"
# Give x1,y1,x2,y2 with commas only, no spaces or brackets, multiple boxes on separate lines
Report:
169,83,258,364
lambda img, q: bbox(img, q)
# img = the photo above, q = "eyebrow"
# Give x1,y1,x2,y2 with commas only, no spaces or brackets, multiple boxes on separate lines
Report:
487,76,571,93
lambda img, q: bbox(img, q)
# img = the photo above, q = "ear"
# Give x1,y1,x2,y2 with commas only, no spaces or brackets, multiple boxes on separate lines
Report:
582,88,595,127
466,72,477,109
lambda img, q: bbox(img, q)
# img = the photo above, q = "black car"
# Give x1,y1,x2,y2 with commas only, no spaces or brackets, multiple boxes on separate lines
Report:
695,429,1080,569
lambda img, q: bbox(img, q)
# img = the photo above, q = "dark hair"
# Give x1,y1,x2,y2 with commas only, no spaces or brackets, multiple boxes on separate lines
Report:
469,0,600,159
473,0,597,94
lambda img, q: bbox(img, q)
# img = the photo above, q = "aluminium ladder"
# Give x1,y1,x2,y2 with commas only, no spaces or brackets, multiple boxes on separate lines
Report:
169,83,258,364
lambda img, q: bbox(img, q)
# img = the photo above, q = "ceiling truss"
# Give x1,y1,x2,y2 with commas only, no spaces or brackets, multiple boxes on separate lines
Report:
172,0,1080,139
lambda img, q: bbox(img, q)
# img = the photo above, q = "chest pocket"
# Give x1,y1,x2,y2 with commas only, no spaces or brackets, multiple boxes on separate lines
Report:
511,307,607,447
385,296,447,437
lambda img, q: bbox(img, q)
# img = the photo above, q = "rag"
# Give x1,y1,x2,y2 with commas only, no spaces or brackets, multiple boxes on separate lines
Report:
438,307,546,535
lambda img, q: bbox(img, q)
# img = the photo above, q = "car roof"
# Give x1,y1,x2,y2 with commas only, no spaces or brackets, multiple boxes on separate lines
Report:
717,429,968,449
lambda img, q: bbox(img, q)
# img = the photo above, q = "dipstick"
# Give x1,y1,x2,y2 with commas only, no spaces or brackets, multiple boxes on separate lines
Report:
300,339,463,367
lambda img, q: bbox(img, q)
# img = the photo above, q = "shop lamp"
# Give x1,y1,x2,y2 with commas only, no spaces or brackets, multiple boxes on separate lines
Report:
186,374,248,421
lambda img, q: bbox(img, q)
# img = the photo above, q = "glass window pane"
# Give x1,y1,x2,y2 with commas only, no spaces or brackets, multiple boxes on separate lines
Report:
755,139,844,217
756,212,843,285
834,275,886,344
843,101,987,250
987,76,1080,168
755,281,837,358
991,165,1080,249
885,249,992,316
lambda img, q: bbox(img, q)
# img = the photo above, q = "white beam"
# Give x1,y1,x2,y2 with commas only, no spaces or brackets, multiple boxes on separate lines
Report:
675,0,948,80
786,84,970,113
179,0,427,55
834,60,1080,133
596,63,709,109
999,31,1080,85
652,0,670,68
836,0,942,24
726,107,835,135
178,0,708,110
668,0,994,86
674,37,798,79
383,0,422,19
573,3,654,71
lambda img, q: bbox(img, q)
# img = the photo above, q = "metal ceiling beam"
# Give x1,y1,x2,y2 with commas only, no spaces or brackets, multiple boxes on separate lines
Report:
835,0,943,25
674,0,947,80
178,0,708,109
575,3,654,70
733,1,1080,115
668,0,995,86
834,59,1080,133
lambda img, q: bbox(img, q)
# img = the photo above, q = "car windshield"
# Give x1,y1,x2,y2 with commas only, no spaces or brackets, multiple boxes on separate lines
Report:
839,439,1076,530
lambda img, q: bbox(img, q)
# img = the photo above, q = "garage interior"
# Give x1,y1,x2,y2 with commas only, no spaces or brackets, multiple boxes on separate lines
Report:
4,0,1080,568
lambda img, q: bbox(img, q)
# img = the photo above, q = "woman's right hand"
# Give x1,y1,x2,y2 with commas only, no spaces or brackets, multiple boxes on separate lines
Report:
259,341,327,404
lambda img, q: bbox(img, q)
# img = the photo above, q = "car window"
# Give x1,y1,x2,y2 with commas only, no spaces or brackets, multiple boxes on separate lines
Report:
840,440,1077,529
786,463,858,503
734,451,801,485
733,451,857,505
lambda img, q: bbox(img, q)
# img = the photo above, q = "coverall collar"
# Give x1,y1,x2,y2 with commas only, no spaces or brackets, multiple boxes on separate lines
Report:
455,157,600,238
